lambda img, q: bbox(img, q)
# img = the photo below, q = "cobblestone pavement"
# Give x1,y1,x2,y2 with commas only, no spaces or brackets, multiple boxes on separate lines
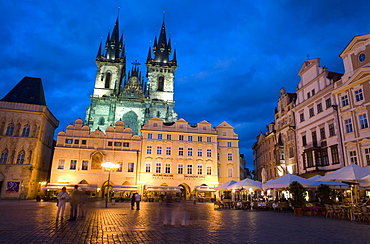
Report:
0,200,369,244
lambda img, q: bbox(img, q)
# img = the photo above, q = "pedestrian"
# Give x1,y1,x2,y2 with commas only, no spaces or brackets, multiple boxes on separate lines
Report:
68,185,81,221
56,186,69,220
131,193,136,210
135,192,141,210
79,191,89,218
192,194,196,205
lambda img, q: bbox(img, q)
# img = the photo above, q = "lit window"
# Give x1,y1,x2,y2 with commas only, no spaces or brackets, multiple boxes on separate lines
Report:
117,162,123,172
82,160,88,170
70,160,77,170
58,159,65,169
66,139,73,144
128,163,134,172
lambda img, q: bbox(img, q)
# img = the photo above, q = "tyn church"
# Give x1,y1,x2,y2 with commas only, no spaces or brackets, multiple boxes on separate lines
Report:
85,18,178,135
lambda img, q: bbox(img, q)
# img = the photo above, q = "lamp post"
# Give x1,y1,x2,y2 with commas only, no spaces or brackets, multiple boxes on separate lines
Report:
101,162,119,208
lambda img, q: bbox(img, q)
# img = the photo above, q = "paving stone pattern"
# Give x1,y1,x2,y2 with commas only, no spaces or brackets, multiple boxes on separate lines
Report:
0,200,368,244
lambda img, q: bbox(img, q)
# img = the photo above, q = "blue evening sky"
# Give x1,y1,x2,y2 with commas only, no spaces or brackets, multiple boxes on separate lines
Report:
1,0,370,170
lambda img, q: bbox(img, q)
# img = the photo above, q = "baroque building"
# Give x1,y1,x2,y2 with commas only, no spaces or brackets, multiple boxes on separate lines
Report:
0,77,58,199
86,19,177,135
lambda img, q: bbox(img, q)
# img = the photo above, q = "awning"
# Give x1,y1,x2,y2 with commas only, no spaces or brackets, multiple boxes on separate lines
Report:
146,186,181,193
43,183,98,191
112,185,138,192
195,186,216,192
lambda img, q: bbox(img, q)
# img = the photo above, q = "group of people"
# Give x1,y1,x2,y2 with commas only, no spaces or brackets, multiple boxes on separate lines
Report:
56,185,88,221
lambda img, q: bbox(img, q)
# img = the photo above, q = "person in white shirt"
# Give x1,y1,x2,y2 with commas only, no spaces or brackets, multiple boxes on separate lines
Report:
135,193,141,210
56,187,69,220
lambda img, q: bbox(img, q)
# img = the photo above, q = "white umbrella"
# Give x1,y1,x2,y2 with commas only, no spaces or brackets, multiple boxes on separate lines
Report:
262,174,312,189
317,163,370,183
226,178,262,191
308,175,348,189
308,175,323,181
214,180,237,190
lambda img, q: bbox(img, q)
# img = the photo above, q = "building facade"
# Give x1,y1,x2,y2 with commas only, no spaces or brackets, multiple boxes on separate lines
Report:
85,18,177,135
333,34,370,168
0,77,59,199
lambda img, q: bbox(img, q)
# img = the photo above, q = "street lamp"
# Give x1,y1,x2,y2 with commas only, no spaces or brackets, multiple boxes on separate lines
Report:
101,162,119,208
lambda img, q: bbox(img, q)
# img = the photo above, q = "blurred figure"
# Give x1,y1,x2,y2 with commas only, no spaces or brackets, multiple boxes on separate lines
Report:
131,193,136,210
56,187,69,220
79,191,89,218
68,185,81,221
135,193,141,210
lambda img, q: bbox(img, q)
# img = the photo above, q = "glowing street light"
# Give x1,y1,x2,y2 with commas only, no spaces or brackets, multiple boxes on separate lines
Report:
101,162,119,208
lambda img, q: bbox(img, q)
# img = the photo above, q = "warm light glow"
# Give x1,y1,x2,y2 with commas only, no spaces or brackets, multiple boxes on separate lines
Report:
58,179,69,183
138,181,146,184
101,162,119,169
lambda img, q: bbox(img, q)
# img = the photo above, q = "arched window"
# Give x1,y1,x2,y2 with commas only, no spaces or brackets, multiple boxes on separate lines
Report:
105,73,111,88
16,150,25,164
98,117,105,126
157,76,164,91
5,123,14,136
0,149,8,164
21,124,30,137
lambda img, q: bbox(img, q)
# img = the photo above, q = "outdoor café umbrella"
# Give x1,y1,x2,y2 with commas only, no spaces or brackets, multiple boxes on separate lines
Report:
262,174,313,189
226,178,262,191
308,175,348,189
214,180,237,190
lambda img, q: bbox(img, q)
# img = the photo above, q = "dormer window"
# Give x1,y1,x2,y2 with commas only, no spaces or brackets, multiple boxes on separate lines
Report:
359,53,366,63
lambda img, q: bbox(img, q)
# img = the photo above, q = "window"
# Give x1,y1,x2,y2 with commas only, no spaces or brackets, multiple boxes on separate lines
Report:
312,131,317,145
341,95,349,107
145,163,151,173
207,166,212,175
349,151,358,164
302,135,307,146
66,139,73,144
311,89,315,96
98,117,105,126
188,148,193,156
331,145,339,164
345,119,353,133
206,137,212,142
355,89,364,102
198,149,203,157
188,136,193,141
289,147,294,158
227,153,232,161
309,108,315,117
58,159,65,169
307,92,311,99
187,164,193,174
178,164,183,174
82,140,87,145
128,163,134,172
123,142,129,147
320,128,326,140
115,142,121,146
156,146,162,155
178,147,184,156
207,149,212,157
300,113,305,122
228,168,233,177
148,133,153,139
74,139,79,145
227,142,232,147
82,160,88,170
217,153,220,161
359,114,369,129
155,163,161,173
322,149,329,166
153,123,158,127
16,150,25,164
157,134,163,140
166,134,172,140
117,162,123,172
70,160,77,170
108,141,113,146
179,135,184,141
5,123,14,136
306,151,314,167
146,146,152,154
165,163,171,173
329,124,335,137
325,98,332,109
0,149,8,164
365,148,370,166
197,165,202,175
198,136,203,142
21,124,30,137
157,76,164,91
166,147,171,155
317,103,323,113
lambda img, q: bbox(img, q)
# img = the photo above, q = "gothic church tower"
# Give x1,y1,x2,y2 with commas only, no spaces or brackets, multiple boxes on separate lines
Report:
86,16,177,135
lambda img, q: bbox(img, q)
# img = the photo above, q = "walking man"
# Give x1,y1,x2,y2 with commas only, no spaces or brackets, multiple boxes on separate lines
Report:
68,185,81,221
56,186,69,220
135,192,141,210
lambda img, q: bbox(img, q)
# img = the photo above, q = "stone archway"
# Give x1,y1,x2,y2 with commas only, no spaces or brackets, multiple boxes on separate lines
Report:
179,183,190,200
